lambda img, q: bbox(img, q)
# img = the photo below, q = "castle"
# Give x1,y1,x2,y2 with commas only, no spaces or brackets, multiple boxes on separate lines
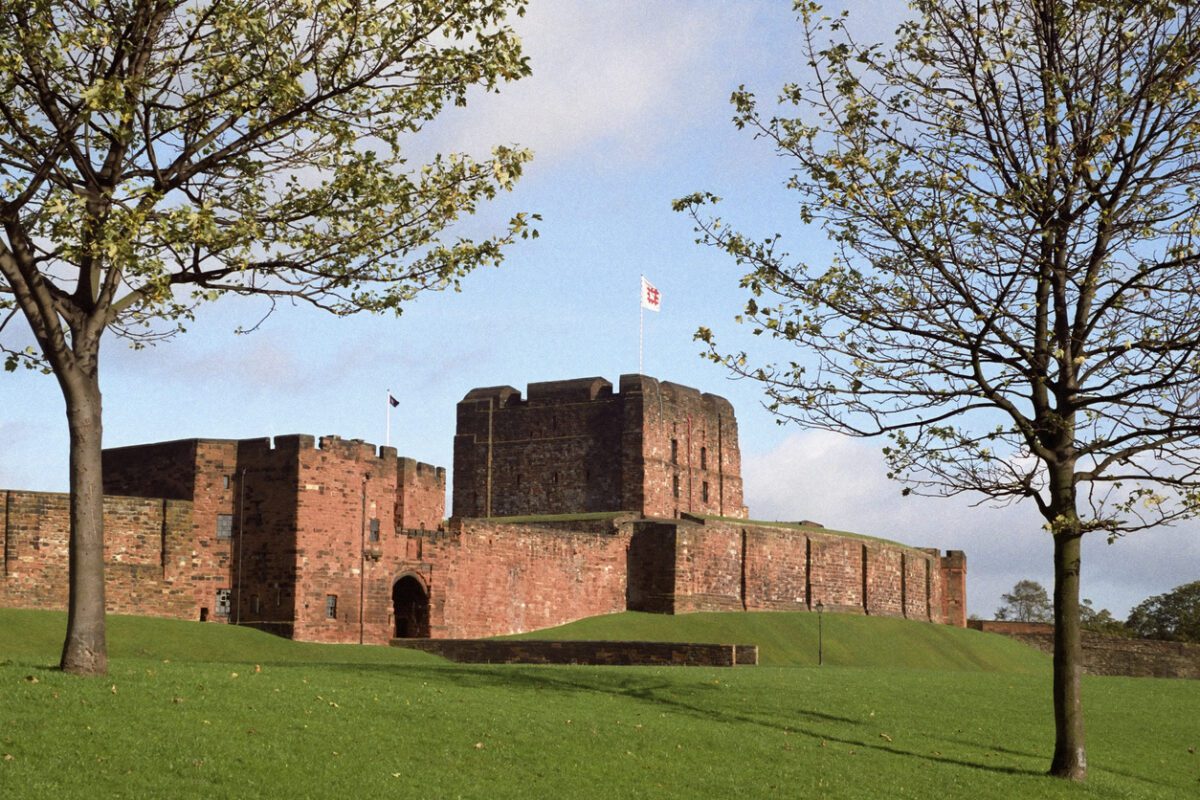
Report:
0,374,966,644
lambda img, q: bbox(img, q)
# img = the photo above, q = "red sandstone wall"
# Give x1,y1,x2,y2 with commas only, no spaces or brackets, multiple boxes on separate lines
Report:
652,521,957,624
628,375,745,519
225,436,304,633
451,375,746,520
902,551,930,620
672,524,744,612
865,544,904,617
103,438,240,618
453,379,626,517
938,550,967,627
1,489,198,618
626,522,678,613
742,526,809,610
103,439,199,500
396,458,445,530
98,433,448,640
286,436,403,643
418,520,629,639
807,531,865,613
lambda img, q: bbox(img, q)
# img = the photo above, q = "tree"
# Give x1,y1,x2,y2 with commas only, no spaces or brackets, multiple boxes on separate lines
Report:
995,580,1052,623
1126,581,1200,642
0,0,536,677
676,0,1200,781
1078,599,1127,636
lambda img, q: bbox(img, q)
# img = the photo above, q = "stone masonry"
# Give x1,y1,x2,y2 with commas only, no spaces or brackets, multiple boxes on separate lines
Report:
0,374,967,644
453,375,746,519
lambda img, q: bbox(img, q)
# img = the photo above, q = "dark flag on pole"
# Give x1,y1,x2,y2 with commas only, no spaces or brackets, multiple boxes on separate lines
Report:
388,394,399,408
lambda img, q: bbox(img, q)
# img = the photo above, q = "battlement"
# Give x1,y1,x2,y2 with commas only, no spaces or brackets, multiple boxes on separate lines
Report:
452,374,745,519
619,373,736,417
461,385,523,406
4,372,968,645
526,376,614,403
398,457,447,484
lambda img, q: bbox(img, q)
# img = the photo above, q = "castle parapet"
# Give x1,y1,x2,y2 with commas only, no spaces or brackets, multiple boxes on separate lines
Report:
527,377,613,403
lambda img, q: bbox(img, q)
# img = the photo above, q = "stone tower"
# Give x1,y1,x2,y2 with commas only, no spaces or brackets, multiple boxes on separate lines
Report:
452,374,746,519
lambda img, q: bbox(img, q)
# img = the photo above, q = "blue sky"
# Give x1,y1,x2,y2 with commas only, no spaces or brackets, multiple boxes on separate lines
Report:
3,1,1197,619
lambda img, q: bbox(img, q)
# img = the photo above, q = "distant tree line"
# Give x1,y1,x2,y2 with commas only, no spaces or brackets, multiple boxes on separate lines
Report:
995,580,1200,643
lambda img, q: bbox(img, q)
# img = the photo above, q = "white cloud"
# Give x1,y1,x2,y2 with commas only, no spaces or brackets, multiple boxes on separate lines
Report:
743,430,1200,618
427,1,748,165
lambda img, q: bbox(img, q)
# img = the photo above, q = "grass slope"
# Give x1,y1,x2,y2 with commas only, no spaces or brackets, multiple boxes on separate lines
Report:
508,610,1049,671
2,609,1197,799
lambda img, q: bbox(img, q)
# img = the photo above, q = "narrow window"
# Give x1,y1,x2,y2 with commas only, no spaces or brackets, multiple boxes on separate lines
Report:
700,447,707,470
702,481,710,503
369,518,380,542
215,588,232,617
251,595,260,615
216,514,233,540
222,475,231,490
671,439,679,464
672,475,680,499
325,595,338,619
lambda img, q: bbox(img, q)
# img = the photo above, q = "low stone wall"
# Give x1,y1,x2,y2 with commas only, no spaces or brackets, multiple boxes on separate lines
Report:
968,619,1055,636
391,639,758,667
1014,633,1200,680
970,620,1200,680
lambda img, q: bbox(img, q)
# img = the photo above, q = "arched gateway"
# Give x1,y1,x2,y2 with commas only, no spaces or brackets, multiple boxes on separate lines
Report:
392,575,430,638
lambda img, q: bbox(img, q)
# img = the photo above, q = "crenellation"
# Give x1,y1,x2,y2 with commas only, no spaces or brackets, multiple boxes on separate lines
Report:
3,373,967,643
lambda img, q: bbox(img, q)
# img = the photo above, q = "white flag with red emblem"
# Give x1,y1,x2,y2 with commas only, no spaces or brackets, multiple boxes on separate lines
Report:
640,276,661,312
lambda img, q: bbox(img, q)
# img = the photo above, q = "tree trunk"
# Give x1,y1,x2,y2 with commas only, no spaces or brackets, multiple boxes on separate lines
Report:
58,369,108,676
1049,530,1086,780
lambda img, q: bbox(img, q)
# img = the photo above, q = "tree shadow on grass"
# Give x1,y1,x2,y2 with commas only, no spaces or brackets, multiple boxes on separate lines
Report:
284,660,1050,779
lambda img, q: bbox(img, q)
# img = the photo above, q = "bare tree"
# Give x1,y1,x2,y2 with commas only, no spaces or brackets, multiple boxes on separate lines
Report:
677,0,1200,781
0,0,536,676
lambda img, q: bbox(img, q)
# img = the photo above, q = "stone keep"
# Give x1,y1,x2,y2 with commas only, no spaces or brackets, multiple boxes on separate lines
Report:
452,374,746,519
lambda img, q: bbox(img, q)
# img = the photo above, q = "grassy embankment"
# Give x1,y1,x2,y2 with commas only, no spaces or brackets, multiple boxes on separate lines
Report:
2,608,1197,799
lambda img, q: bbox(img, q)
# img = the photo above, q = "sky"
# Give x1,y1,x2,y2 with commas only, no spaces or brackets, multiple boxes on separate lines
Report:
2,0,1197,619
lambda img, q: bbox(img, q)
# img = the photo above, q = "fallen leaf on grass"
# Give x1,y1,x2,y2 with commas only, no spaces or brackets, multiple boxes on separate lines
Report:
23,675,37,684
3,754,14,761
110,685,117,694
879,733,893,742
474,742,484,750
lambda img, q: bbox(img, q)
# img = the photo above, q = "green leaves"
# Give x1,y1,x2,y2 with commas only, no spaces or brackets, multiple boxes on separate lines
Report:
678,0,1200,535
0,0,535,356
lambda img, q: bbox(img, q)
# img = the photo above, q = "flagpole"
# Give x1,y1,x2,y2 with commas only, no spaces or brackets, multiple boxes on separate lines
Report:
386,389,391,448
639,275,644,375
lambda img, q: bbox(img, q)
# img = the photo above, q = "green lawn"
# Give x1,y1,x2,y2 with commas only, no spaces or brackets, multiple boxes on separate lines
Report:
2,609,1197,799
507,610,1050,671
